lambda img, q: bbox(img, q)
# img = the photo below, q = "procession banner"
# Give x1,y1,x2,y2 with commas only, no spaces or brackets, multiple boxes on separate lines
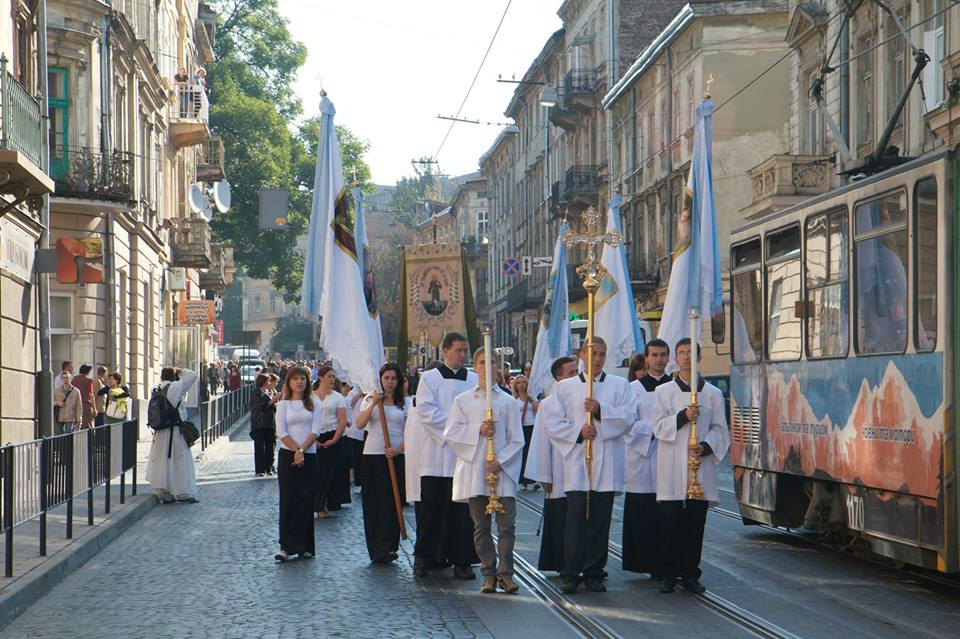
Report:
403,243,467,348
353,186,386,375
528,224,570,398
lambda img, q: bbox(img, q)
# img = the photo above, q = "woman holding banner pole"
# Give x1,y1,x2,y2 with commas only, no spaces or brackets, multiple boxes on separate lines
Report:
355,363,408,563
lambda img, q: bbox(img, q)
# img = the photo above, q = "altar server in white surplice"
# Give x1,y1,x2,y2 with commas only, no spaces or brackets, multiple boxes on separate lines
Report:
444,347,524,594
524,356,578,572
413,334,479,579
653,338,729,595
621,380,661,577
541,337,636,595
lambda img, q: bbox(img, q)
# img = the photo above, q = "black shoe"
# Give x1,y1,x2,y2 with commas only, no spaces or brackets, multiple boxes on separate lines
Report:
560,578,579,594
385,551,399,562
681,578,706,594
454,565,476,580
583,578,607,593
601,569,608,579
659,577,677,593
413,558,429,578
650,572,663,581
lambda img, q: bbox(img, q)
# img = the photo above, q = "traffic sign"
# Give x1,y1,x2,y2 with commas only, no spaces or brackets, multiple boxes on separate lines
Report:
502,256,522,277
532,256,553,268
521,256,532,276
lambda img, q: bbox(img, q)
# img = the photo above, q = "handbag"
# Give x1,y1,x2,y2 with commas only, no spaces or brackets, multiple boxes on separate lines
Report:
106,390,128,420
180,420,200,447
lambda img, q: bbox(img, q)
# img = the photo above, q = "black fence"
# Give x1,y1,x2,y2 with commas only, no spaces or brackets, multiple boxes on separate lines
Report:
198,385,253,451
0,419,139,578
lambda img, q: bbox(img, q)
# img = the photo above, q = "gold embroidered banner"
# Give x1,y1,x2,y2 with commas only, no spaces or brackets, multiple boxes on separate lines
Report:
404,243,466,347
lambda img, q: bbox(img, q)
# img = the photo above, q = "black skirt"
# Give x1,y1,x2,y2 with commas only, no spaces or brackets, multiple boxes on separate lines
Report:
349,436,366,486
277,448,317,556
316,432,352,512
538,496,567,572
520,424,534,485
360,454,406,562
621,492,661,574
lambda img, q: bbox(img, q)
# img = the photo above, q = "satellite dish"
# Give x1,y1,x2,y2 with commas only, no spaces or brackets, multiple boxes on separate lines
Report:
188,184,208,214
199,203,215,222
213,180,232,213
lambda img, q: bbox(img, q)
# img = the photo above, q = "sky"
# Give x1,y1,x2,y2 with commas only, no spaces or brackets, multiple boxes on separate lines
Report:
279,0,562,185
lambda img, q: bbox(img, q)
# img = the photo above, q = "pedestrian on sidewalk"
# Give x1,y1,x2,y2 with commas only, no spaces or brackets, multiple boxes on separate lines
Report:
99,372,131,424
146,367,199,504
444,347,524,594
54,371,83,434
207,363,221,396
275,365,322,561
227,365,242,391
72,364,98,428
94,366,109,426
312,368,347,518
250,373,279,476
511,374,539,491
355,363,407,564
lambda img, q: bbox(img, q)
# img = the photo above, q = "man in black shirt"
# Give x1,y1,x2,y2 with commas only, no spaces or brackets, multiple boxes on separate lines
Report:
638,338,672,392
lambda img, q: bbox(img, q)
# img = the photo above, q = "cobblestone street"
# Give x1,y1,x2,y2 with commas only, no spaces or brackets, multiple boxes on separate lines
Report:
0,433,492,639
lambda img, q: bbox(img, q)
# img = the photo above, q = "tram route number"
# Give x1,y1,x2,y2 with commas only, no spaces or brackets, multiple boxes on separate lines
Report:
845,493,865,531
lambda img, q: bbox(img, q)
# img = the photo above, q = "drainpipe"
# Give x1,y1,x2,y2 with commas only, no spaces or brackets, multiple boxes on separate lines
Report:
101,15,117,371
37,0,52,437
839,17,850,185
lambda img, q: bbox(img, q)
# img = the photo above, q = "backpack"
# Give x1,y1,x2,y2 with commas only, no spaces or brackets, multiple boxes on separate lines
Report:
147,384,181,430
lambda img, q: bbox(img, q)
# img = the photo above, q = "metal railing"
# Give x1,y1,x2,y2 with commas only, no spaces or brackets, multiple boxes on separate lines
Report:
0,420,139,577
170,83,209,124
563,165,600,197
0,55,44,168
198,385,253,451
564,69,598,97
51,147,135,201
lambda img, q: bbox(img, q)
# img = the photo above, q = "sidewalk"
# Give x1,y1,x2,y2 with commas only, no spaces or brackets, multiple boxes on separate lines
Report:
0,417,248,630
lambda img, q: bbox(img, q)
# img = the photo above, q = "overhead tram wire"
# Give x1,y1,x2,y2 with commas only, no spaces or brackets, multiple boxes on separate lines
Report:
431,0,513,163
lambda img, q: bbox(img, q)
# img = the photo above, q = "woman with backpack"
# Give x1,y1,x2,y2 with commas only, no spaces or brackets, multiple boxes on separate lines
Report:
145,367,199,504
250,373,279,477
98,372,131,424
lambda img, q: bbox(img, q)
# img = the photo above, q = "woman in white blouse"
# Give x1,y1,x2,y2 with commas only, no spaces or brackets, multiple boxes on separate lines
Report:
312,366,347,518
512,375,540,491
274,366,322,561
355,363,407,563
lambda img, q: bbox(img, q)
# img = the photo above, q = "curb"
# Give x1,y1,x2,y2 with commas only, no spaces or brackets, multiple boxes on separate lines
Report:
0,491,156,631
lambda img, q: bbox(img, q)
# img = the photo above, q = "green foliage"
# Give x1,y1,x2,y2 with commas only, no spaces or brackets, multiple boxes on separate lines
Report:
389,156,442,215
271,314,318,355
206,0,372,301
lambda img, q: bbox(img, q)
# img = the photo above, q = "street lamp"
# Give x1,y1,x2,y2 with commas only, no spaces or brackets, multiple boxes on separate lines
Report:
539,86,559,108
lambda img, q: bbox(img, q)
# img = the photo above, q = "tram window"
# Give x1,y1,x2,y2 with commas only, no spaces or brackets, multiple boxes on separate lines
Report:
914,177,937,351
732,240,762,364
854,191,908,355
766,226,802,361
806,209,849,359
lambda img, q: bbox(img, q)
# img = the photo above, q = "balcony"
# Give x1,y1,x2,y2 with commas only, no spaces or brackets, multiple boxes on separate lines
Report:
171,215,212,269
505,279,528,312
169,83,211,150
51,147,135,203
548,102,579,131
0,55,53,208
740,154,833,219
563,69,598,111
561,165,600,206
199,242,234,291
196,135,225,182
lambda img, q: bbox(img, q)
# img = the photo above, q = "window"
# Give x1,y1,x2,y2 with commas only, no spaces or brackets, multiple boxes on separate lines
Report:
857,34,874,149
885,14,905,128
476,209,489,239
50,294,73,367
254,295,261,314
854,190,908,354
687,74,695,130
914,177,937,351
732,240,763,363
922,0,945,110
805,209,849,358
48,67,69,179
269,295,276,312
766,226,802,361
802,67,822,154
645,111,655,159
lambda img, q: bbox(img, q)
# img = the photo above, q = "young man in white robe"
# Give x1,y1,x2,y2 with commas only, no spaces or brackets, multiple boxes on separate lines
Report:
622,379,660,577
541,337,637,594
637,338,673,392
444,347,524,594
653,338,730,594
524,356,578,572
414,334,480,579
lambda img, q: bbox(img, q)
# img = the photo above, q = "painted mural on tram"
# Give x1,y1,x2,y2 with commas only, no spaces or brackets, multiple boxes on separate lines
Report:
727,148,957,572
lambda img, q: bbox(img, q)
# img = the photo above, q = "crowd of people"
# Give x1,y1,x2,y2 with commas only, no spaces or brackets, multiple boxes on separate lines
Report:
263,331,729,597
53,360,131,433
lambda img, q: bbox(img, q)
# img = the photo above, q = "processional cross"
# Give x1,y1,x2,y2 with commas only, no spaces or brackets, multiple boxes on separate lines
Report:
562,205,623,518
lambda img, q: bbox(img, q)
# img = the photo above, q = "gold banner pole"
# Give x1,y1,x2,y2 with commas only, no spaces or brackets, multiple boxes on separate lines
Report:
687,309,705,500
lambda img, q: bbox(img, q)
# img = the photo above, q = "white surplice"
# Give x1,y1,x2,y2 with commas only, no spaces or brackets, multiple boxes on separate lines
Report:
624,380,656,494
540,372,637,493
146,369,199,500
524,394,565,498
444,384,524,502
415,367,478,478
653,378,730,505
402,397,422,502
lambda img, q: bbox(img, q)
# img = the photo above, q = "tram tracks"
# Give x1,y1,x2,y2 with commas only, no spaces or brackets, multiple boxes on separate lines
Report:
515,494,801,639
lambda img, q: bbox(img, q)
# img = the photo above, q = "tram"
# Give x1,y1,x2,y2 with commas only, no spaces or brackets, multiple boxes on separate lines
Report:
727,147,958,572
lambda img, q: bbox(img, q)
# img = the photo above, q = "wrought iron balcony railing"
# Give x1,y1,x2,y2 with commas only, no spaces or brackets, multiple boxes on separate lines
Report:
562,165,600,199
0,55,43,168
564,69,598,97
196,135,225,182
170,83,209,124
51,147,135,202
171,215,212,269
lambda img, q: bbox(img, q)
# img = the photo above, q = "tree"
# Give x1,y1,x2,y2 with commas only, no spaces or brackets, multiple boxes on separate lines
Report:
271,314,319,355
390,156,443,215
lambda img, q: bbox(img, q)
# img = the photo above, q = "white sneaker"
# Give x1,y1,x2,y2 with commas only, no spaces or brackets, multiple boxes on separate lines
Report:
274,550,289,562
